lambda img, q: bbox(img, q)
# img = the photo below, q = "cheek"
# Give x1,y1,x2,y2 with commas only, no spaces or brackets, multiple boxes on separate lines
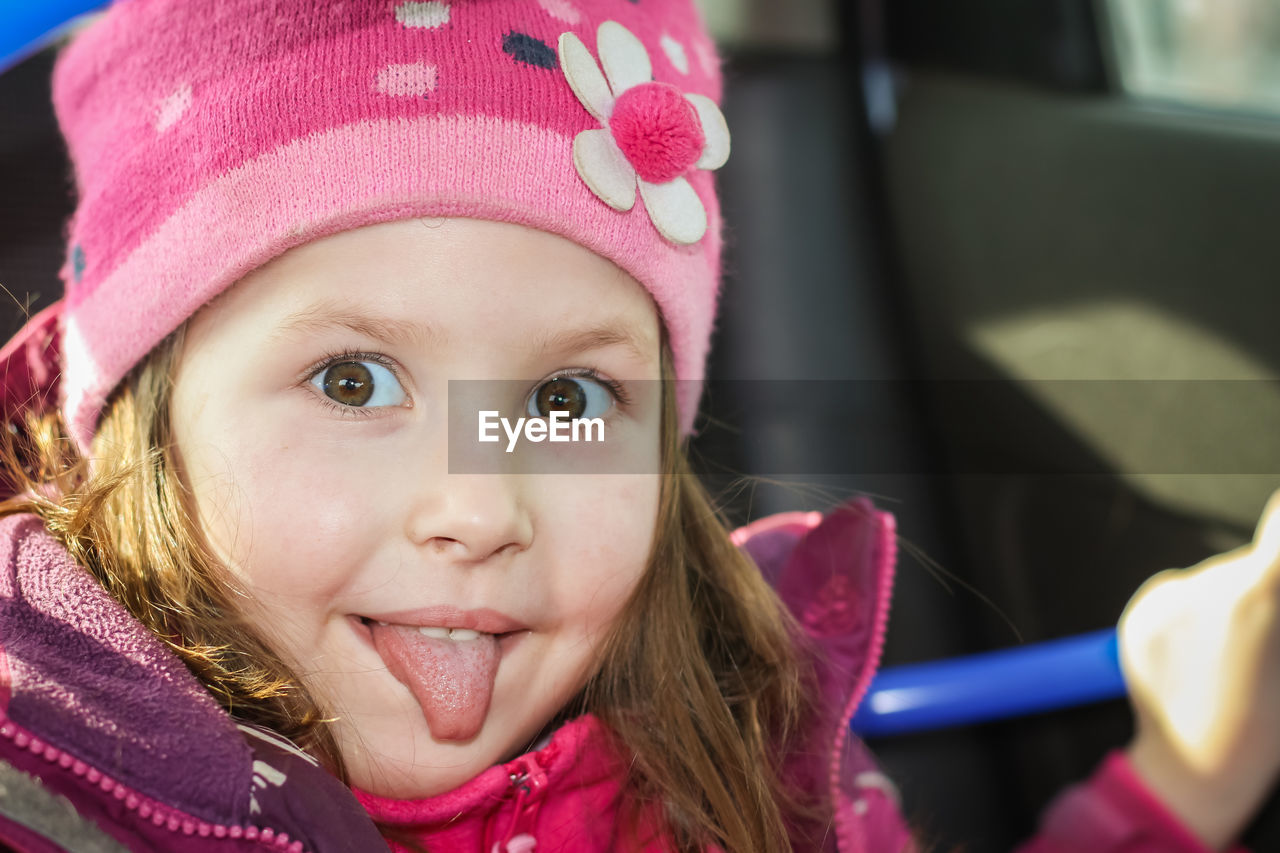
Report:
179,424,384,599
541,475,660,633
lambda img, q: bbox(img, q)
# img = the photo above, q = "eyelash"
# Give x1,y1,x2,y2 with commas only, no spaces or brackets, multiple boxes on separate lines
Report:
301,352,632,417
544,367,632,410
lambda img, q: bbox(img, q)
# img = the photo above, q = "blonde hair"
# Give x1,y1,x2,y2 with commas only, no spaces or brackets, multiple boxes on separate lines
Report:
0,331,823,852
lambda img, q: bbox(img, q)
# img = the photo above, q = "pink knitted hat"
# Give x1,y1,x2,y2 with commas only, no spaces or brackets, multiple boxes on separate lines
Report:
33,0,729,448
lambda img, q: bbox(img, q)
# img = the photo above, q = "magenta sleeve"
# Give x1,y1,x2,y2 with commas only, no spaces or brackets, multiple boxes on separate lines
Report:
1013,750,1252,853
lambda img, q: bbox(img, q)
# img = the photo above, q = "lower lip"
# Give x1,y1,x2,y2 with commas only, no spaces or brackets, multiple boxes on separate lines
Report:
347,615,529,656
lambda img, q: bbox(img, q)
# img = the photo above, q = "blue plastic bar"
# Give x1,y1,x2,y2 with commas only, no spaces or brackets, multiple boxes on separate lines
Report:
851,628,1126,737
0,0,110,75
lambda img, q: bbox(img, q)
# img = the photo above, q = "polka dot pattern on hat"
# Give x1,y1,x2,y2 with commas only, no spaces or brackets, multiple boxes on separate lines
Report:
395,1,450,29
375,62,438,97
503,31,558,70
660,34,688,74
154,83,192,132
537,0,582,25
71,245,85,284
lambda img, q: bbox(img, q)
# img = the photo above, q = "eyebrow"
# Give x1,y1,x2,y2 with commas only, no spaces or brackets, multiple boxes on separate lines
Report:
271,302,655,364
270,302,440,350
529,322,655,365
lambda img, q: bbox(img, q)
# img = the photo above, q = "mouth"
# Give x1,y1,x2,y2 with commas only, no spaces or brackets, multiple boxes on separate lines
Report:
349,615,528,654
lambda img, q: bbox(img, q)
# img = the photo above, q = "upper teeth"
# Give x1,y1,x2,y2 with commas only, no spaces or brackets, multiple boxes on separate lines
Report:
368,621,489,641
419,626,483,641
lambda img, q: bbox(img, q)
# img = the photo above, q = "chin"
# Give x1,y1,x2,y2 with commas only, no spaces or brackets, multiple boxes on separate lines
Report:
340,717,516,799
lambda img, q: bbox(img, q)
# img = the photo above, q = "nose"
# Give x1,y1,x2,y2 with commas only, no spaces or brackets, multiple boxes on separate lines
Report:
405,472,534,563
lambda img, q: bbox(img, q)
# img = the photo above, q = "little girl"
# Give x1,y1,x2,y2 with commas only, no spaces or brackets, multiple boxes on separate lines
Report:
0,1,1276,851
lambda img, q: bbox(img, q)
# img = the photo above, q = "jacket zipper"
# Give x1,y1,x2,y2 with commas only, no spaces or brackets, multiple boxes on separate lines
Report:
830,508,899,853
487,753,548,853
0,714,307,851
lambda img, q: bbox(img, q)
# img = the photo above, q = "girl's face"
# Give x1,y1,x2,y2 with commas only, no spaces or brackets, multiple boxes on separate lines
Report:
170,217,662,798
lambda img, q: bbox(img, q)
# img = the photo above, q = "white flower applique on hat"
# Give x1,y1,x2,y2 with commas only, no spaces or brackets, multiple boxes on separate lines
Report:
558,21,730,245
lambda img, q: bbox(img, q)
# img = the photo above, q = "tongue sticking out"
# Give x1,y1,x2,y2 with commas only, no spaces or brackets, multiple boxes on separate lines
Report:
370,624,500,741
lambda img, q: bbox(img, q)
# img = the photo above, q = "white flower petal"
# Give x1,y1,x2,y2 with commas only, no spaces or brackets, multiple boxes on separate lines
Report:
558,32,615,123
638,176,706,245
573,129,637,211
597,20,652,95
685,93,730,170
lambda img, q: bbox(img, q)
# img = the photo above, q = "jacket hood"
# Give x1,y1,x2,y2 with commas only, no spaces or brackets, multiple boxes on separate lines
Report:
732,498,905,852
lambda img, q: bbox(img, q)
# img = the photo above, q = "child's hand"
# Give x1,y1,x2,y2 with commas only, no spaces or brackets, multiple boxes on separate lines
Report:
1119,488,1280,850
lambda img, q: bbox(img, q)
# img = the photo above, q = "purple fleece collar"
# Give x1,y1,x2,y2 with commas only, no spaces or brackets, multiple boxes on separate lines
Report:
0,514,253,825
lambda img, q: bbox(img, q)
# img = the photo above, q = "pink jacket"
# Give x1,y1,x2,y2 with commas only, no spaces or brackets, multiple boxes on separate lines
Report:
0,501,1250,852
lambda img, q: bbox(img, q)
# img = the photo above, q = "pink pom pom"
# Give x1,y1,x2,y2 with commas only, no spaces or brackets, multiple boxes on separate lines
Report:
609,82,705,184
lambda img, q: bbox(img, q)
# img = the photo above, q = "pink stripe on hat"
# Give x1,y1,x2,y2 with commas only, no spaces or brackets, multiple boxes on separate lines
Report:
45,0,729,446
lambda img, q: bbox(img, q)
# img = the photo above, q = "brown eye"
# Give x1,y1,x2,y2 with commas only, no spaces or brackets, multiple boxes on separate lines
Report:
323,362,373,406
311,359,407,408
526,375,616,421
534,377,587,418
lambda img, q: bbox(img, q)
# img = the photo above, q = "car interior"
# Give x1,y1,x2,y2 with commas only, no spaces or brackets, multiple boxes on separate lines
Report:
688,0,1280,849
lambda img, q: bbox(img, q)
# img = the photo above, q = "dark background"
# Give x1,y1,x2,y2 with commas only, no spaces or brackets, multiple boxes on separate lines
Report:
696,0,1280,849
